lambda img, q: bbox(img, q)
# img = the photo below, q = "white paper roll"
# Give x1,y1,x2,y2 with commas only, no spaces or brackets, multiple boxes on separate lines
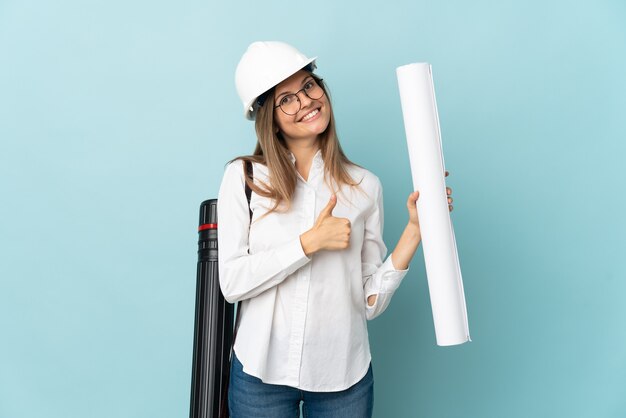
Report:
396,63,470,346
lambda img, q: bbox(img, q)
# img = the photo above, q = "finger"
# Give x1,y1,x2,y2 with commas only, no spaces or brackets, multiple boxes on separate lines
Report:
407,191,419,207
448,197,453,204
319,194,337,218
446,187,452,195
445,170,449,177
449,204,454,212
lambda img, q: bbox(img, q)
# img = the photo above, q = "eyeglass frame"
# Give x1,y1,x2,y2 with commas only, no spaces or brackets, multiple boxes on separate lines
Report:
272,77,325,116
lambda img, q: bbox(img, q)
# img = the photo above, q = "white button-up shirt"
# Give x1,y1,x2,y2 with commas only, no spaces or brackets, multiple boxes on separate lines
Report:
217,150,408,391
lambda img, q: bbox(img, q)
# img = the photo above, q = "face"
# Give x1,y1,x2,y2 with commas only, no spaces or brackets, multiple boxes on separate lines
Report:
273,70,331,144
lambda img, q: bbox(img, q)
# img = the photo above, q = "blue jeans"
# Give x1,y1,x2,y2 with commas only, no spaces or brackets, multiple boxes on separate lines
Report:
228,354,374,418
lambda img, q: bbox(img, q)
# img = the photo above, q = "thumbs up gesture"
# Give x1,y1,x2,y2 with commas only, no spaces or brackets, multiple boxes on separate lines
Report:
299,194,351,256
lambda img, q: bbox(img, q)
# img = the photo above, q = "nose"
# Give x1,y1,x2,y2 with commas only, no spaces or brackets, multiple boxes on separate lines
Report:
296,89,311,101
296,90,313,109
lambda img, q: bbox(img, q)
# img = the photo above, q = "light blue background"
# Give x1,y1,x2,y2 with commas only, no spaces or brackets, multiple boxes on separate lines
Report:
1,0,625,417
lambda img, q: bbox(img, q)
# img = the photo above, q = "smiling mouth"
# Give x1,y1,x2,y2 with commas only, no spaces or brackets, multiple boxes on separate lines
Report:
300,108,319,122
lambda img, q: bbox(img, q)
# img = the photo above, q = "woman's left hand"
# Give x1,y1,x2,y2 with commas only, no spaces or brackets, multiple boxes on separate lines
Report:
446,170,454,212
407,171,454,228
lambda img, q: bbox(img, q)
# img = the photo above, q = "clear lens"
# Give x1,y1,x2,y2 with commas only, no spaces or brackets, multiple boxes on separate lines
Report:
304,81,324,100
280,95,300,115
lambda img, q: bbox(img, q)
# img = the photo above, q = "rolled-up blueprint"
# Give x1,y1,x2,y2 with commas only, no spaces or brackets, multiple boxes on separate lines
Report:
396,63,470,346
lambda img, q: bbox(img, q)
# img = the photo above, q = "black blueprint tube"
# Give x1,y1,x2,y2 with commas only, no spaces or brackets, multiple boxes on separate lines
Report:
190,199,234,418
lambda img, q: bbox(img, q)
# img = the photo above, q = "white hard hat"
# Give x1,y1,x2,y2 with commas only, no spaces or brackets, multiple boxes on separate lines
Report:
235,41,317,120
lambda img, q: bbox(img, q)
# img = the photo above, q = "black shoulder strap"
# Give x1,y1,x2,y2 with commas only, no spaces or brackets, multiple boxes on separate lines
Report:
244,160,253,220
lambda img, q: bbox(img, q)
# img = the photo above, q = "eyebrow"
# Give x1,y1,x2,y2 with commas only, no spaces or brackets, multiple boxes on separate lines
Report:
275,75,314,100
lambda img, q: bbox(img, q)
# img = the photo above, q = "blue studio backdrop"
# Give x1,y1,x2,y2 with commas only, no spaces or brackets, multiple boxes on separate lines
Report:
1,1,625,417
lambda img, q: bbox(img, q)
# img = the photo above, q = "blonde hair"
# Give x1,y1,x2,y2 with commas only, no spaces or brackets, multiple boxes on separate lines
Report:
230,74,362,215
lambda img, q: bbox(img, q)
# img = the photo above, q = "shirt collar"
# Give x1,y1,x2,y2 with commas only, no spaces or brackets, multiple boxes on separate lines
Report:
288,149,324,167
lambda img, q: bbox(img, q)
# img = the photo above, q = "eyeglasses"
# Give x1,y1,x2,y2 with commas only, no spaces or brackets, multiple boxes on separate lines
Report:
274,78,325,115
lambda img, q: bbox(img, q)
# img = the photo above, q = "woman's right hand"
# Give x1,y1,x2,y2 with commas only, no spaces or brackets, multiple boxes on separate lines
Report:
299,194,351,256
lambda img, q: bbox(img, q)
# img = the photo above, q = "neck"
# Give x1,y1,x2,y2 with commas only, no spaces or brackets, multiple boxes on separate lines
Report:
285,137,320,181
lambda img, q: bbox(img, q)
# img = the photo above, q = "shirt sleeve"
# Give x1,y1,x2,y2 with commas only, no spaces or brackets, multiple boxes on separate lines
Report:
217,161,311,303
361,177,409,320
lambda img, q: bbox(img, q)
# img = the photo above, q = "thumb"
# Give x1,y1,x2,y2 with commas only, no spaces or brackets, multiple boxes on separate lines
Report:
318,194,337,220
407,191,419,208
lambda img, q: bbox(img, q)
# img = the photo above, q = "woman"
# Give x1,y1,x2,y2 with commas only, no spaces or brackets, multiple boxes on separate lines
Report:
217,41,453,418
